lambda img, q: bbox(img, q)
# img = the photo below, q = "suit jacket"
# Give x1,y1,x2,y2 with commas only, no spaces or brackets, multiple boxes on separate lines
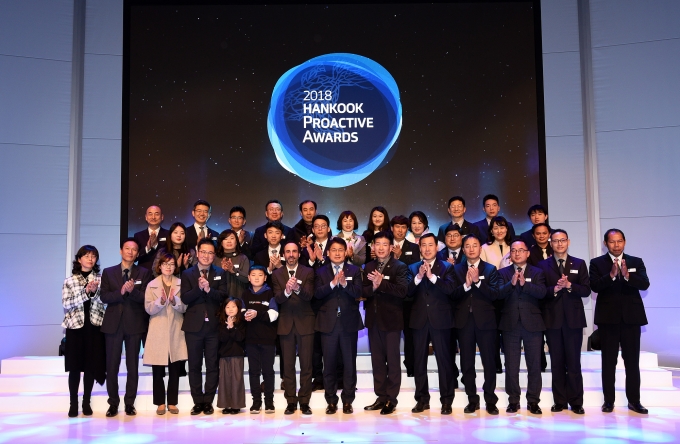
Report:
362,257,409,331
519,229,535,250
299,238,331,269
180,265,229,333
272,264,316,335
394,239,420,266
436,248,466,265
437,219,481,243
497,263,547,332
134,227,170,270
251,222,293,258
590,253,649,326
538,255,590,329
451,260,501,330
406,259,457,329
235,230,254,260
528,243,554,267
254,246,286,269
185,224,219,249
314,262,364,333
473,218,517,245
292,218,314,245
100,264,153,335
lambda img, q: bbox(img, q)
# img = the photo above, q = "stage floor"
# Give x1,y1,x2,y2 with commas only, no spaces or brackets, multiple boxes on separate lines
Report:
1,407,680,444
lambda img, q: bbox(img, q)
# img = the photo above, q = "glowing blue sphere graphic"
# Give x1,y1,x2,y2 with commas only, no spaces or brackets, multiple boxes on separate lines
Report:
268,53,402,188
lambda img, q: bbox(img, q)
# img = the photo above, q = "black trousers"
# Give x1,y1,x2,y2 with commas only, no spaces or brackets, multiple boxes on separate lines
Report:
320,319,358,405
402,300,415,376
368,327,401,404
105,325,143,407
413,323,455,405
280,325,314,405
545,325,584,406
246,343,276,402
503,322,543,404
458,313,499,405
449,328,461,383
152,359,184,406
598,323,641,404
185,323,219,405
68,371,94,404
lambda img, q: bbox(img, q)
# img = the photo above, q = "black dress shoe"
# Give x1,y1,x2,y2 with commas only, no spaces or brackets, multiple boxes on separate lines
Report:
343,403,353,414
191,404,204,415
68,404,78,418
326,403,337,414
551,403,566,412
411,402,430,413
364,400,386,411
628,402,648,414
601,402,614,413
124,404,137,416
464,402,480,414
82,403,93,416
571,405,585,415
380,401,396,415
486,404,499,415
222,408,230,414
106,405,118,417
528,403,542,415
506,403,520,413
441,404,452,415
284,403,297,415
203,404,214,415
300,403,312,415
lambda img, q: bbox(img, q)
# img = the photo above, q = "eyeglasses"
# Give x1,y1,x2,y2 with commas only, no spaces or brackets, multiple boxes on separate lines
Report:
198,250,215,256
161,262,176,268
510,249,529,254
551,238,568,244
313,224,328,229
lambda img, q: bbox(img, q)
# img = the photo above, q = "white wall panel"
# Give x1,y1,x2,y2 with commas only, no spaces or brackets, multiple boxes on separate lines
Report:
82,54,123,140
79,224,121,269
80,138,122,226
641,308,680,368
85,0,123,56
0,325,64,360
541,0,580,54
545,135,588,222
542,52,584,137
591,0,680,48
596,126,680,219
0,0,73,61
0,56,72,146
592,39,680,132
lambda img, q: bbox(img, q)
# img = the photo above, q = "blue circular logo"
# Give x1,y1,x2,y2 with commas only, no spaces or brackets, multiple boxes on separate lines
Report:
268,53,402,188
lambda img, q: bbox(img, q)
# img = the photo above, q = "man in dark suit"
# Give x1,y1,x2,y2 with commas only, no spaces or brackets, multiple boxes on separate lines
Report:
292,200,317,247
228,205,253,259
407,233,457,414
518,204,549,249
473,194,517,244
272,241,316,416
391,215,420,377
133,205,169,270
300,214,332,269
528,223,553,267
437,196,482,243
251,199,294,258
362,231,409,415
181,238,229,415
498,239,547,414
451,234,501,414
537,229,590,415
253,221,286,284
590,228,650,414
100,238,152,417
185,199,219,249
315,238,364,414
437,223,466,265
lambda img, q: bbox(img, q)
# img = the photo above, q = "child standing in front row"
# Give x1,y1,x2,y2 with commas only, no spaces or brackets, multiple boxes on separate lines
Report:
217,297,246,414
243,265,279,414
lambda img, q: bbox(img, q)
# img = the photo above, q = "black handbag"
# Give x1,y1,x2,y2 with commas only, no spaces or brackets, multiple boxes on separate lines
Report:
588,329,600,351
59,337,66,356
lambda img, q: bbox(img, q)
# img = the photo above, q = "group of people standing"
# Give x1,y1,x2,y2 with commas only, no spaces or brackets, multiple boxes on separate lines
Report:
61,194,651,418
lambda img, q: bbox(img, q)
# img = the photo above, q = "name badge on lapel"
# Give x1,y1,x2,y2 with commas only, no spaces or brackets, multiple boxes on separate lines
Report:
213,276,222,281
478,276,485,280
383,276,390,280
159,237,166,242
346,277,353,281
628,268,637,272
525,278,532,282
570,269,578,274
211,237,217,241
134,280,142,285
234,264,240,268
405,251,413,255
296,279,302,284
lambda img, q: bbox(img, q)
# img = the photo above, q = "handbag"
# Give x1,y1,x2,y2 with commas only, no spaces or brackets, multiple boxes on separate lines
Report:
588,329,600,351
59,337,66,356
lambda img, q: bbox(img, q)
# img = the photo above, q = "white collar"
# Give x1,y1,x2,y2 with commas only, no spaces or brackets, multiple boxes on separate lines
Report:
467,259,481,268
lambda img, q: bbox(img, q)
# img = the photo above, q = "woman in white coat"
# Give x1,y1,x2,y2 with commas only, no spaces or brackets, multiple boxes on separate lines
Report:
144,252,188,415
480,216,513,269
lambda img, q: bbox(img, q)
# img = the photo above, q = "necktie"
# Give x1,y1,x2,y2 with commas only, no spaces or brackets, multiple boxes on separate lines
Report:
517,266,523,274
272,249,277,256
198,226,205,241
377,261,385,273
499,244,503,254
542,248,547,260
318,243,323,250
201,269,208,279
558,259,565,275
450,250,457,260
289,270,295,277
470,264,475,269
615,258,621,277
123,268,129,283
334,265,341,275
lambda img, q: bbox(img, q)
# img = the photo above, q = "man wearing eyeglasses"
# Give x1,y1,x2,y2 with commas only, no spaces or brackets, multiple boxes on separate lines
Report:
536,229,590,415
301,215,332,269
185,199,219,249
228,206,253,259
436,196,482,243
181,238,229,416
498,240,547,415
251,200,294,258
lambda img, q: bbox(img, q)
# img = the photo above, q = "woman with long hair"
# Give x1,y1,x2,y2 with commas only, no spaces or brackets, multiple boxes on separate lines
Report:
152,222,197,276
217,297,247,414
361,206,390,263
214,229,250,300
